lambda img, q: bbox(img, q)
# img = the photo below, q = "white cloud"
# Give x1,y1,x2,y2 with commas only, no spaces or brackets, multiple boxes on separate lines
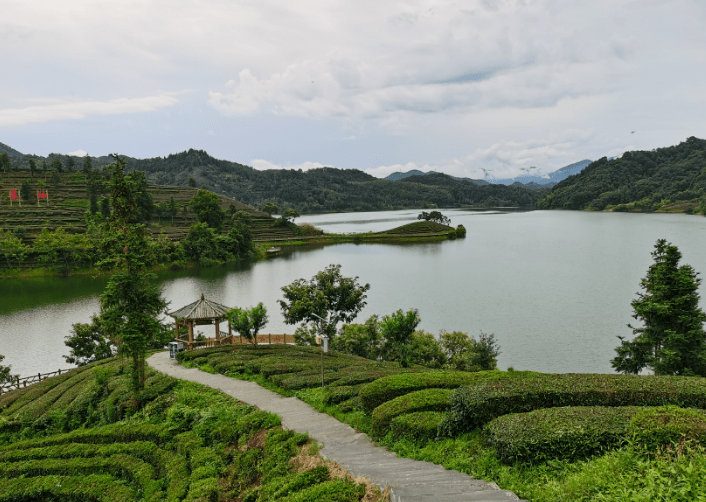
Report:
67,149,88,157
0,94,183,127
251,159,326,171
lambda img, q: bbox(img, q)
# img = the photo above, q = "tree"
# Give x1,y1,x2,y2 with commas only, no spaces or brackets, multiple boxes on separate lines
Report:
469,331,500,371
124,171,155,223
19,180,31,201
188,177,197,188
98,155,169,405
50,169,61,189
612,239,706,376
332,315,381,359
282,208,300,223
190,189,225,230
378,309,421,366
64,315,116,366
0,354,16,384
409,330,446,368
225,303,269,346
100,197,111,218
29,159,36,178
261,202,279,216
82,155,93,174
279,264,370,343
0,153,10,173
418,211,450,225
440,330,476,371
65,157,75,172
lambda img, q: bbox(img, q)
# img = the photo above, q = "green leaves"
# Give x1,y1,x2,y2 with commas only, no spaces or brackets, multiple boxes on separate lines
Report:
190,189,225,230
612,239,706,376
225,303,269,346
279,264,370,340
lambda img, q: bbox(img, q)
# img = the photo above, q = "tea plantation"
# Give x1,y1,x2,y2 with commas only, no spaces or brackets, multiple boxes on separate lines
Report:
180,345,706,501
0,356,383,501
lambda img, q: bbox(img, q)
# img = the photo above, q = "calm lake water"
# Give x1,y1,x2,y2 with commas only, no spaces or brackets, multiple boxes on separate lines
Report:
2,209,706,377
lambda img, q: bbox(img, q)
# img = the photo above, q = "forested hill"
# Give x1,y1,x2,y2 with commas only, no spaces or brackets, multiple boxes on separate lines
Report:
126,151,548,212
1,146,548,213
537,137,706,213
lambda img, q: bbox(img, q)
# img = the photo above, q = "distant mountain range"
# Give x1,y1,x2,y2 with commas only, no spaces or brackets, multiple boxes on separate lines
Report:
384,159,593,189
0,142,24,157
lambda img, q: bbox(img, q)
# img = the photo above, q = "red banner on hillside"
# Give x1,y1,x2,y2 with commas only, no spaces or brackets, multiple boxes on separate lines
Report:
10,189,18,201
37,190,48,199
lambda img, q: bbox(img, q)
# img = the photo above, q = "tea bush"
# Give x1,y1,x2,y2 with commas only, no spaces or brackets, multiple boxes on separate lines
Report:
440,373,706,436
371,388,454,438
390,411,446,444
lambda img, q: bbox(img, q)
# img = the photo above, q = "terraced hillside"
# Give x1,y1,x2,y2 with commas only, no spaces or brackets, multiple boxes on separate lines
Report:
0,356,383,501
0,171,297,242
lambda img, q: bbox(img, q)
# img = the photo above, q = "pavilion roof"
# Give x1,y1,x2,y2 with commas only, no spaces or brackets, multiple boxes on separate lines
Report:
168,293,230,321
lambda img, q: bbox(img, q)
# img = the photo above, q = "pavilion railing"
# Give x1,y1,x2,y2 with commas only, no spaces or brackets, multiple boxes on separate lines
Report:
177,334,296,351
0,368,74,395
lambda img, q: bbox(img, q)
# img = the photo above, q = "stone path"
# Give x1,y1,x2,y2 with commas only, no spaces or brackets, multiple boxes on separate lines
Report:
147,352,523,502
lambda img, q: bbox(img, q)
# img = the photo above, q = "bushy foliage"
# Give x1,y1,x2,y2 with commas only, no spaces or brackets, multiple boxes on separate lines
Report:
537,137,706,211
189,189,225,230
371,388,453,437
440,373,706,437
359,370,513,413
613,239,706,376
390,411,446,444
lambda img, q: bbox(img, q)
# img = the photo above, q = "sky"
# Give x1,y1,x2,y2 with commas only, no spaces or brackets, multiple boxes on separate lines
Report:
2,0,705,180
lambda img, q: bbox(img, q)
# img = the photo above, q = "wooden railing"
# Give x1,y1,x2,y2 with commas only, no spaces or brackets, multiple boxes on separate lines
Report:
178,334,296,351
0,368,74,395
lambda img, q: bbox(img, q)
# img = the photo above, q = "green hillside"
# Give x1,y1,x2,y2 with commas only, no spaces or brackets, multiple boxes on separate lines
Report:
1,145,548,214
537,136,706,213
0,170,297,243
0,356,380,501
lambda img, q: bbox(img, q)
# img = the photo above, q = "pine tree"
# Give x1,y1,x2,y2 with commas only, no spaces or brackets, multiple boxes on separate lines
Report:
98,155,167,405
612,239,706,376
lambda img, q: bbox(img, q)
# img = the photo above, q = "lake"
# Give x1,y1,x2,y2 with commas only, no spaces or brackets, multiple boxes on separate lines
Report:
2,209,705,377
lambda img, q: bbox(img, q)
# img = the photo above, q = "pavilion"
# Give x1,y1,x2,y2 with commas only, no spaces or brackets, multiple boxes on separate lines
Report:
168,293,232,347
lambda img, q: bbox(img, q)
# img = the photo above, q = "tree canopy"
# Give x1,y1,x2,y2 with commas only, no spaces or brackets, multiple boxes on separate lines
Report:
190,189,226,230
418,210,450,225
279,264,370,342
612,239,706,376
225,303,269,346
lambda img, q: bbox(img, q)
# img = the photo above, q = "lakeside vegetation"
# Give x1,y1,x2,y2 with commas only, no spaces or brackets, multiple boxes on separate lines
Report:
0,357,384,501
177,345,706,501
537,136,706,214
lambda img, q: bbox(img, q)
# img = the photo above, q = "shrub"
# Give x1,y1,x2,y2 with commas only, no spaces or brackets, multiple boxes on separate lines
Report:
391,411,446,444
440,373,706,437
323,385,362,405
359,370,512,413
371,388,453,438
488,406,640,464
455,224,466,238
279,479,365,502
629,405,706,450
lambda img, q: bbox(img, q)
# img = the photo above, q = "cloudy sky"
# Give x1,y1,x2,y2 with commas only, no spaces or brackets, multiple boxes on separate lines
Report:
2,0,705,180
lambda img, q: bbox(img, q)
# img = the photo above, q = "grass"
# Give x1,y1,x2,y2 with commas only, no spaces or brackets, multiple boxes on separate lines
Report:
177,345,706,501
0,354,386,501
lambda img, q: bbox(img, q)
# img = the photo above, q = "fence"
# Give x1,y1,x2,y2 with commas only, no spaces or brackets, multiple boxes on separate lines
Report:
0,368,74,395
180,333,296,351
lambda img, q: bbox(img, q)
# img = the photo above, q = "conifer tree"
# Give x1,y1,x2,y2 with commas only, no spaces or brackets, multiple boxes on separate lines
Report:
612,239,706,376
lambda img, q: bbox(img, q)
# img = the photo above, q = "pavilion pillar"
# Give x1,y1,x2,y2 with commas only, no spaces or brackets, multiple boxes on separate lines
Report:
188,322,194,344
228,320,232,338
215,319,220,341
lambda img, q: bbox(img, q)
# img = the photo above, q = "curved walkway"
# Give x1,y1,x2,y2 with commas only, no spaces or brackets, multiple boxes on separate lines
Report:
147,352,523,502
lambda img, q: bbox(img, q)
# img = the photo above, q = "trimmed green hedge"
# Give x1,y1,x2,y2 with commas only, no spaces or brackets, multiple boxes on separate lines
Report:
323,385,362,405
630,406,706,450
441,373,706,436
360,370,515,413
0,474,136,502
488,406,640,464
391,411,446,444
488,405,706,464
279,479,366,502
371,388,453,438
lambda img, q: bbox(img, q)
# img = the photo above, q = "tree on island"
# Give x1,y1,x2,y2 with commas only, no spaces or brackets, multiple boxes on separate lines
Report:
225,303,269,347
282,208,300,223
418,210,450,225
280,264,370,345
261,202,279,216
612,239,706,376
